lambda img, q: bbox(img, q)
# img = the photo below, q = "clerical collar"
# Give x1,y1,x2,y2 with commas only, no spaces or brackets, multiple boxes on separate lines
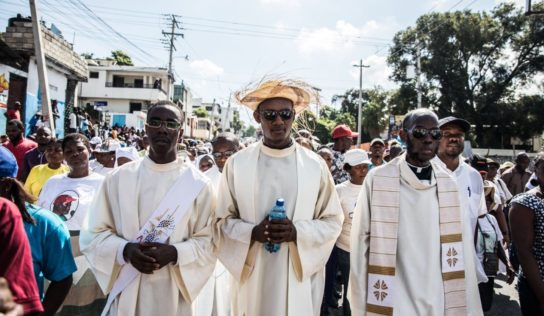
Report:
406,161,433,181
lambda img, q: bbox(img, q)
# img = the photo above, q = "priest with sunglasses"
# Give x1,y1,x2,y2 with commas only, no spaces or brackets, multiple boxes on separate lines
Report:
350,109,483,316
214,79,343,316
80,101,217,316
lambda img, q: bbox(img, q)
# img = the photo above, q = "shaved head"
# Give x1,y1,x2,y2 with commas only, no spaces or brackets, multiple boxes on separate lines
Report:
402,108,438,131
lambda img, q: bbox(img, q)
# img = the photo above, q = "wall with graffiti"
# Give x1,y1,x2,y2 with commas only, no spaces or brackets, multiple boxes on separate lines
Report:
25,59,67,138
0,65,10,134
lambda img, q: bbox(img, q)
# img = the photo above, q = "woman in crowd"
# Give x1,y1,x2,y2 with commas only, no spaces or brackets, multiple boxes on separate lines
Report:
0,145,76,316
510,151,544,316
37,133,105,316
322,149,370,315
476,181,515,312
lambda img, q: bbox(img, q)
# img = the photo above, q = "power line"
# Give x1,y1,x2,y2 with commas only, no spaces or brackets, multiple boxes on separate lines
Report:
72,0,162,65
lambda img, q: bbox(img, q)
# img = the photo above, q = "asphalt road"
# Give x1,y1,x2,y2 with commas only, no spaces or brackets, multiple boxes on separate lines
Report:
484,275,522,316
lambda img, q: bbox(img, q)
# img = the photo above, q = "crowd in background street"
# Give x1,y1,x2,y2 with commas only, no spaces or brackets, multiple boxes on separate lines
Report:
0,80,543,316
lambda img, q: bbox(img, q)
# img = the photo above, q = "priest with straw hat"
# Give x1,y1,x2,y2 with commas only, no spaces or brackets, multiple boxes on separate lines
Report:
214,78,343,316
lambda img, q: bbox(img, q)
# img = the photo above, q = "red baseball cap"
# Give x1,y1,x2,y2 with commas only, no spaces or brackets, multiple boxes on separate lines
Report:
332,124,358,139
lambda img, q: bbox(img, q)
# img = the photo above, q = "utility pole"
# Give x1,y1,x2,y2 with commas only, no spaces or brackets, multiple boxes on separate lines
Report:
416,44,422,108
30,0,54,131
209,99,216,140
162,15,184,100
353,59,370,146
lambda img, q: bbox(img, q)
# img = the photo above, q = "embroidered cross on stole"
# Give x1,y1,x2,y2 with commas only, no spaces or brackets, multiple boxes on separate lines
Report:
366,160,467,316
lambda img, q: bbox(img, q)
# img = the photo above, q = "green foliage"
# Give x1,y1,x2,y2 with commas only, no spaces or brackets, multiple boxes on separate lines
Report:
80,52,94,59
331,87,390,139
111,50,134,66
313,118,335,144
193,107,208,118
231,110,245,134
243,125,257,138
387,3,544,146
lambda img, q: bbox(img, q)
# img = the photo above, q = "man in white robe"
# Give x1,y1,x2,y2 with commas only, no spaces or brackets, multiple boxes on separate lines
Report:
80,101,216,316
193,133,241,316
215,79,343,316
349,109,482,316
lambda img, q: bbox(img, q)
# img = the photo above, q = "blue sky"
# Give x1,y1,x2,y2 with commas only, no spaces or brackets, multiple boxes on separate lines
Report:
0,0,525,122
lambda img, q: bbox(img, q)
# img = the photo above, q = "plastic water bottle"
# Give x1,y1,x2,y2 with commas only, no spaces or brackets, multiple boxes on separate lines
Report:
265,198,287,253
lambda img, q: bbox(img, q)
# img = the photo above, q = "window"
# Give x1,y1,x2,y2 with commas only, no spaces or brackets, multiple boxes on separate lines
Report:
90,72,99,78
129,102,142,113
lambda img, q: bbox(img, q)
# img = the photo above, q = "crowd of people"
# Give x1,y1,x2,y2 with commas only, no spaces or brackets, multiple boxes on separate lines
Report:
0,79,543,316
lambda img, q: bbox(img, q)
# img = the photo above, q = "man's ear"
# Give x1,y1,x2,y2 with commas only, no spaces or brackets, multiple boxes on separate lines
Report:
399,128,408,143
253,110,261,124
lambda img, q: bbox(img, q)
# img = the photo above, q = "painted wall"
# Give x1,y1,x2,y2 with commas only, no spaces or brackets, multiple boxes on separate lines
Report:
0,65,10,134
25,59,67,137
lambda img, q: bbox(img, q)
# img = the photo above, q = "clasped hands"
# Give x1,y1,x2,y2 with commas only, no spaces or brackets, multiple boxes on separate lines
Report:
251,217,297,244
123,242,178,274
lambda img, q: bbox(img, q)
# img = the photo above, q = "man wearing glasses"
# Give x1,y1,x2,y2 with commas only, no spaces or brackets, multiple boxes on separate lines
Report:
80,101,217,316
193,132,240,316
350,109,482,315
215,79,343,316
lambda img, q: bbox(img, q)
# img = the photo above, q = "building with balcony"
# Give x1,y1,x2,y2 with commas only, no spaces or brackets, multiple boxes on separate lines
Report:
78,60,172,129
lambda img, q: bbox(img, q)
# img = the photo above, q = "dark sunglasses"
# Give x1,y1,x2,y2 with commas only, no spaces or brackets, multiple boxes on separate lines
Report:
146,119,181,130
212,151,235,159
405,127,442,140
260,109,294,121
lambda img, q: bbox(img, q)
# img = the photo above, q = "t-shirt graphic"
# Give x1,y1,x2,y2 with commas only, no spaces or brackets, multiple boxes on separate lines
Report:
51,190,80,222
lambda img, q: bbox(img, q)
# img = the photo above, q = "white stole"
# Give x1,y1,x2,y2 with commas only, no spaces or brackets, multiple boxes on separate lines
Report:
102,165,206,316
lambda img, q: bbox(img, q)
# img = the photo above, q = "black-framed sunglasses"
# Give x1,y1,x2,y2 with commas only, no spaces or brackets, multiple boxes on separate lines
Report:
260,109,294,121
212,151,235,159
146,119,181,130
405,127,442,140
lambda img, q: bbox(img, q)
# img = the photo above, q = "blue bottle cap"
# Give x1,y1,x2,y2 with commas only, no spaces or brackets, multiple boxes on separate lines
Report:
276,198,285,207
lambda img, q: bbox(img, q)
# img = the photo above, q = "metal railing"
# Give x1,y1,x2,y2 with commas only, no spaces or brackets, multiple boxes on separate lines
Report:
105,82,166,94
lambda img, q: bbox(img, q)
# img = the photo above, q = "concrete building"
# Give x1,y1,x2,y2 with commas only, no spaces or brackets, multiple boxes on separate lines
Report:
173,81,195,138
78,60,171,129
0,15,88,137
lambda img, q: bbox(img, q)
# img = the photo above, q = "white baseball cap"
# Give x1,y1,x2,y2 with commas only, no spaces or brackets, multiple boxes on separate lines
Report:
343,149,371,166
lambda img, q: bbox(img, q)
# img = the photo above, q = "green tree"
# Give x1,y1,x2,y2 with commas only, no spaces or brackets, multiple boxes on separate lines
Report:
387,3,544,146
111,50,134,66
193,107,208,118
81,52,94,59
243,125,257,137
231,110,245,134
331,87,390,140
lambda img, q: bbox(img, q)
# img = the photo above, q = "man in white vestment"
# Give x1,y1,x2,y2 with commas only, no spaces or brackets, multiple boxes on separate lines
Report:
349,109,482,316
215,79,343,316
193,133,241,316
80,101,216,316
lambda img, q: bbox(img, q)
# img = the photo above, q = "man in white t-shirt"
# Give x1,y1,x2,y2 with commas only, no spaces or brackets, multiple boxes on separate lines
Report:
68,110,78,133
433,116,489,283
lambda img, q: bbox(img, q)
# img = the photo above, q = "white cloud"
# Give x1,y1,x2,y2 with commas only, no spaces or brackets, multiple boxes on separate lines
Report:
296,19,397,55
350,55,395,89
260,0,301,7
189,59,224,78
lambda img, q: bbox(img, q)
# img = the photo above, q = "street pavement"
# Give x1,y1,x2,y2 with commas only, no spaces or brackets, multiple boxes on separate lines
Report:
485,275,521,316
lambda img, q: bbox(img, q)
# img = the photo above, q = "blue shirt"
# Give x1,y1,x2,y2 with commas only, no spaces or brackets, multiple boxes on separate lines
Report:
23,204,77,298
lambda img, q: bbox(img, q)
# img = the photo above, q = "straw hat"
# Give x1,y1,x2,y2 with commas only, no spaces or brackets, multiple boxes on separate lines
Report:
235,79,317,113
